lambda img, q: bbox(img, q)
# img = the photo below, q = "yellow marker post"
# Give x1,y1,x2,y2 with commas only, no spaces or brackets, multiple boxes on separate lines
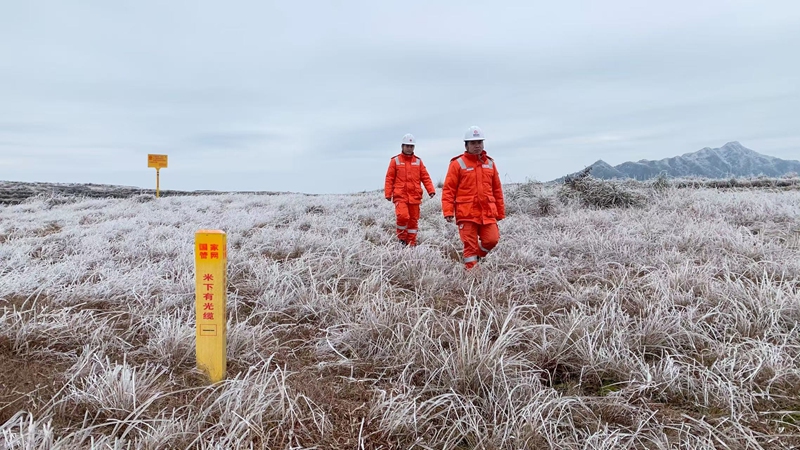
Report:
147,154,168,198
195,230,227,382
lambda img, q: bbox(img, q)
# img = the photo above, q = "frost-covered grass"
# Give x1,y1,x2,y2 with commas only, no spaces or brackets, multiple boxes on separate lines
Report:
1,183,800,449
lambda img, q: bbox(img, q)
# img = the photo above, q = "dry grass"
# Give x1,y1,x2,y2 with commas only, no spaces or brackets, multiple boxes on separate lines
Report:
1,182,800,448
559,168,647,209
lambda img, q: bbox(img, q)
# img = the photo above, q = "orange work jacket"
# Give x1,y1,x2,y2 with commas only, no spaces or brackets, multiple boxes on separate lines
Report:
384,153,435,204
441,151,505,224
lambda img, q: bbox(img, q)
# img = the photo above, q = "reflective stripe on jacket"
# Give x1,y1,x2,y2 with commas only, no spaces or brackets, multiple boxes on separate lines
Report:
384,153,435,204
441,151,505,224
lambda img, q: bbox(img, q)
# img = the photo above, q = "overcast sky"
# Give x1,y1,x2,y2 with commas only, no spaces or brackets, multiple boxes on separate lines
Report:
1,1,798,194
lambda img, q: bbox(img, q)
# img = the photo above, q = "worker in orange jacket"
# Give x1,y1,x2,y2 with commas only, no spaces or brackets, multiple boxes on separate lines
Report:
442,126,505,269
385,133,436,246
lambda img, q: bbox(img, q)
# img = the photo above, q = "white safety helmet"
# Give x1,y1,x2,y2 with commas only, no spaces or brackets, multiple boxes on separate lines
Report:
464,126,485,141
401,133,416,146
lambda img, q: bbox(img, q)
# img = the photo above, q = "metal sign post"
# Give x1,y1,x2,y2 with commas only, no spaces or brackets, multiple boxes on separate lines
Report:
147,154,168,198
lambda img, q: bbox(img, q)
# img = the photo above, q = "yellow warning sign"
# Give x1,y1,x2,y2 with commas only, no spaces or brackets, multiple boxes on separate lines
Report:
148,154,168,169
195,230,227,382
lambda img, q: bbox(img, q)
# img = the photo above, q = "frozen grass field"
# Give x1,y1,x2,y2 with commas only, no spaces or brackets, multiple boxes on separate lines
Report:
1,179,800,449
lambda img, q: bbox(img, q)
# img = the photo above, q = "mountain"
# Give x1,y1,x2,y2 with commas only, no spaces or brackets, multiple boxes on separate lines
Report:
581,160,627,179
559,142,800,181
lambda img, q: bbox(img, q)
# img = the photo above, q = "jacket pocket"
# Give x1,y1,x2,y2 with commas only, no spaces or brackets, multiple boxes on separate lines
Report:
455,195,474,219
487,199,498,218
486,197,497,219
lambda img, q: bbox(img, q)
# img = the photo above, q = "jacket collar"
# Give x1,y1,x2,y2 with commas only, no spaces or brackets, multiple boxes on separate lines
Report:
462,151,486,163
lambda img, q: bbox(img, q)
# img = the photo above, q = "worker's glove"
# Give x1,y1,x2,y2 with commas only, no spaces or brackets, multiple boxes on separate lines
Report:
445,216,454,223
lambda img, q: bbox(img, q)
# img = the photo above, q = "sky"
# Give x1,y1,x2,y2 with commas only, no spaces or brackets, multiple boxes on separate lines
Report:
1,0,799,194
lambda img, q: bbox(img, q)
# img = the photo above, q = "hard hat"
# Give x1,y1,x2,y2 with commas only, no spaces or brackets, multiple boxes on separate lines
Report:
464,126,485,141
401,133,416,146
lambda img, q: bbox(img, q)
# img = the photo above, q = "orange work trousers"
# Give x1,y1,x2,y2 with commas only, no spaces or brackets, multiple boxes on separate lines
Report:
395,202,421,246
458,221,500,269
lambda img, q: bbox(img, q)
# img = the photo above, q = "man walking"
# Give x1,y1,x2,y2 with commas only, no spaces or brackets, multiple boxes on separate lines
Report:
385,133,436,246
441,126,505,269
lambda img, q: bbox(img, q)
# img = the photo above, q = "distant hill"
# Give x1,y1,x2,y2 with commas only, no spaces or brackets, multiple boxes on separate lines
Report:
558,141,800,181
0,180,295,205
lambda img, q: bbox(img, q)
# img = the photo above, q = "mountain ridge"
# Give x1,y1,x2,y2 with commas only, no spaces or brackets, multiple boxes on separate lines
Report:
558,142,800,181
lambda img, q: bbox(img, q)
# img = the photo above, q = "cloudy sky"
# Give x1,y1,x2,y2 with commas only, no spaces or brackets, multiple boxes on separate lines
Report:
1,1,798,194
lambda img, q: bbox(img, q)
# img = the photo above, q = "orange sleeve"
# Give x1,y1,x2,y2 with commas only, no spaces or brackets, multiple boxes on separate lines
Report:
441,160,460,217
420,160,435,195
384,158,396,199
492,163,505,220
